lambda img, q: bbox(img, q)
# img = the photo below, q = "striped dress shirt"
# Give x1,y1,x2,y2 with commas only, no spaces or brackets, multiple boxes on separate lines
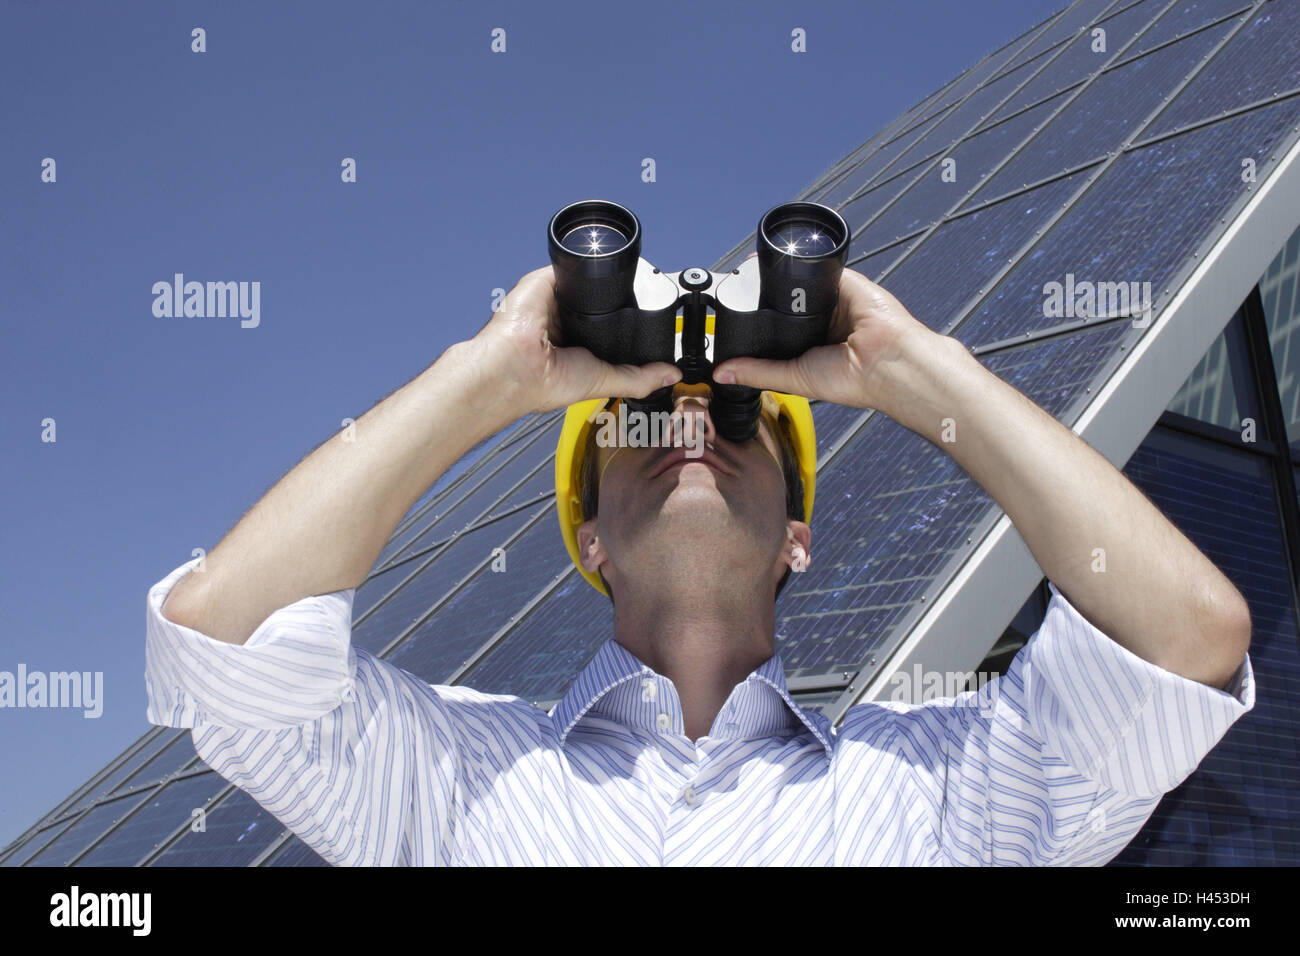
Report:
145,557,1254,865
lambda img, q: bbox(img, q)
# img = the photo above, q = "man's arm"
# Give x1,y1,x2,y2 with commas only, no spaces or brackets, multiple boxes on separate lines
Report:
876,331,1251,690
713,270,1250,691
160,265,681,646
161,337,525,645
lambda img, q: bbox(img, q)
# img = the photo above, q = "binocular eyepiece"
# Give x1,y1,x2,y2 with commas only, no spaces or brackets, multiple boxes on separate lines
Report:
547,198,849,443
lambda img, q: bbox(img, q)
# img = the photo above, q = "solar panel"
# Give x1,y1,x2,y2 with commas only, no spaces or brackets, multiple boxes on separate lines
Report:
1126,0,1251,57
459,572,613,702
1111,427,1300,864
55,731,178,817
774,321,1129,678
386,509,568,683
376,432,553,570
994,0,1161,118
351,504,541,653
1013,0,1121,64
75,773,226,867
373,416,534,568
959,100,1300,348
812,400,867,458
148,788,281,867
924,11,1063,113
1,818,78,867
846,92,1071,257
814,109,958,211
109,731,198,795
860,171,1090,332
969,22,1233,204
1143,2,1300,138
776,412,992,675
886,51,1061,177
485,465,555,519
23,794,143,866
264,835,330,867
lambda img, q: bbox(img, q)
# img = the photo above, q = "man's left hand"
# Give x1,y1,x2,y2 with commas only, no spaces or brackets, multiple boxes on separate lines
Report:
711,258,953,416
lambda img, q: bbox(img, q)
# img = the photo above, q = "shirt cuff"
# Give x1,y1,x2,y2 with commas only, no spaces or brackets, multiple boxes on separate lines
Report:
144,557,359,730
1018,581,1255,799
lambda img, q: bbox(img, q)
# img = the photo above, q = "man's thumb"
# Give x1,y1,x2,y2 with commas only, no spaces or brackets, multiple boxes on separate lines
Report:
712,357,794,393
608,362,682,399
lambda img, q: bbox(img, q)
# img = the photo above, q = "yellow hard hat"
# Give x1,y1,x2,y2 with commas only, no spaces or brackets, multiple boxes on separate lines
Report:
554,314,817,598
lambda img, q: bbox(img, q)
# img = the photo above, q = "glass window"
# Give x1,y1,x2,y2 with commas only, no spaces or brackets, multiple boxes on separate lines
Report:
1261,224,1300,449
1165,311,1259,435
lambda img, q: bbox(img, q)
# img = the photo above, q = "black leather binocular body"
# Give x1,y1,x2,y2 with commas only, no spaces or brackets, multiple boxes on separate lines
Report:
546,199,850,442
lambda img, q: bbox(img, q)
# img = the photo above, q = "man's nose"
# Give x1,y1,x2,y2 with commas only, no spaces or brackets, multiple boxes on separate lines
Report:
666,383,716,446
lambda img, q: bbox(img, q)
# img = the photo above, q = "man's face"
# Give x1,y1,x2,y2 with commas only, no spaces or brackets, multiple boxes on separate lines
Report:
576,385,801,599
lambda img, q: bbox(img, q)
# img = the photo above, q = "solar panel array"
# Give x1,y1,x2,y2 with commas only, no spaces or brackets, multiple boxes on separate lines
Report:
6,0,1299,867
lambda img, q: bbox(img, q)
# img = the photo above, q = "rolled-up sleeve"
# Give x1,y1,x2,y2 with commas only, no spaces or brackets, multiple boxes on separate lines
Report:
143,558,465,865
1027,581,1254,799
866,580,1254,866
145,558,357,730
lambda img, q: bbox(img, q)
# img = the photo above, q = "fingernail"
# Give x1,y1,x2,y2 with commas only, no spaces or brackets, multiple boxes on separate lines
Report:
715,369,735,384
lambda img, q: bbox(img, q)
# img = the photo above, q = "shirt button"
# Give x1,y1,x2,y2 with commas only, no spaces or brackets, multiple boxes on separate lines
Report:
641,679,657,702
682,786,699,806
656,713,670,731
341,685,355,702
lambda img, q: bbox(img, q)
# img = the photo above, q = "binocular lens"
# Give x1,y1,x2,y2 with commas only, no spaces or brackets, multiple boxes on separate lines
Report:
765,220,840,258
754,201,850,316
558,222,630,257
548,199,644,319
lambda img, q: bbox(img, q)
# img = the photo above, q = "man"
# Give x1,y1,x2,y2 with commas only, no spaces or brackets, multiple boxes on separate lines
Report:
146,262,1254,865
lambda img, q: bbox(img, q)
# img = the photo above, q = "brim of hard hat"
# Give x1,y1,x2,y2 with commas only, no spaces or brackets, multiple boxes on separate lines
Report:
554,316,816,598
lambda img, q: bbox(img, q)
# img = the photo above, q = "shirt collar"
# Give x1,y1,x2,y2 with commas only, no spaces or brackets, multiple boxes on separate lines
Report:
550,639,833,760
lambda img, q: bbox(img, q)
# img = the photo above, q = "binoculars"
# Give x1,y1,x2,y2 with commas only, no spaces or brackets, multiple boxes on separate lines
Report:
546,198,850,443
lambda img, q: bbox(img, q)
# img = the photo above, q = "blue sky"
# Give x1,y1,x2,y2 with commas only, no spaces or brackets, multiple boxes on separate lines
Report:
0,0,1069,850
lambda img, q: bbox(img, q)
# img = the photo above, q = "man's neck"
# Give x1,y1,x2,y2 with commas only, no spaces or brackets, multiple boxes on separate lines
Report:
612,587,776,741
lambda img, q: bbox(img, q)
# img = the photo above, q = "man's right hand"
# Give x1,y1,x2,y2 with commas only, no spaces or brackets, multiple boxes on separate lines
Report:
472,266,682,416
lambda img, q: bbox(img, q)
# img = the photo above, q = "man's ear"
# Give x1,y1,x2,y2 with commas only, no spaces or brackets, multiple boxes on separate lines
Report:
576,518,607,574
780,520,813,573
